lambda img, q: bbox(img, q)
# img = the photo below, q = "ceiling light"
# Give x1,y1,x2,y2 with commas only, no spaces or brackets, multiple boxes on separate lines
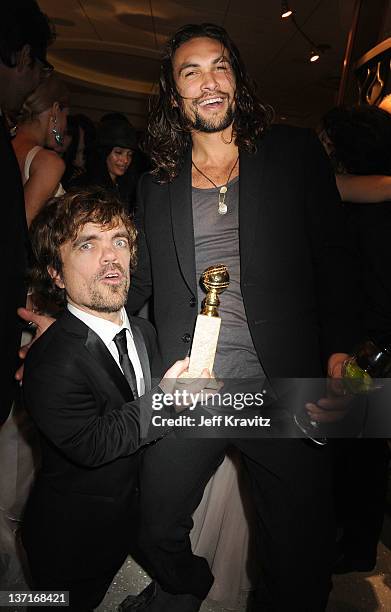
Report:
281,1,293,18
281,8,329,63
310,50,320,62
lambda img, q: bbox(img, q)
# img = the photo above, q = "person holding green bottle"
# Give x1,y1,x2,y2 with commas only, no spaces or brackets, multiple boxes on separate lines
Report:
320,103,391,574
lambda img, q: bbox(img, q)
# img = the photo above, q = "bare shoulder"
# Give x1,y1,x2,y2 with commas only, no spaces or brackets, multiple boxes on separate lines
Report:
31,148,65,174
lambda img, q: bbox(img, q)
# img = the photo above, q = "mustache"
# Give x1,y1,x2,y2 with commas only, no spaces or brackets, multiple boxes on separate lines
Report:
94,263,126,281
191,92,228,105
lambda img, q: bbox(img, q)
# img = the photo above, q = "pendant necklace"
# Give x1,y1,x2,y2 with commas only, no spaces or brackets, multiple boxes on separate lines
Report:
192,156,239,215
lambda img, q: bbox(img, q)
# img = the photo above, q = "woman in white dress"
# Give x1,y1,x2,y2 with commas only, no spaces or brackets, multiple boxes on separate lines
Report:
12,72,69,226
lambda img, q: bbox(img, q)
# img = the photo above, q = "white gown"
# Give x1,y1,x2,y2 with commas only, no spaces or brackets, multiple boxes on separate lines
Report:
190,449,256,609
0,394,39,589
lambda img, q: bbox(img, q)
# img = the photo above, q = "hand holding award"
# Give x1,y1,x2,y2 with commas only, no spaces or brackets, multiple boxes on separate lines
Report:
181,264,229,378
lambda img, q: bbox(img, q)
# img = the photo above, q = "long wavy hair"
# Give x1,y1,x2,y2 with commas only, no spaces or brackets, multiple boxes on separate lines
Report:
144,23,274,183
29,187,137,307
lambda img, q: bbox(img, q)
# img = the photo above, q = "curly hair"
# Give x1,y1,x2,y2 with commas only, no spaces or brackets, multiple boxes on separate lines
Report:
144,23,274,183
29,187,137,307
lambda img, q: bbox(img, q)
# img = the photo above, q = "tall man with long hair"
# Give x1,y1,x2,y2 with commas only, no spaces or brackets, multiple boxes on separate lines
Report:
121,22,362,612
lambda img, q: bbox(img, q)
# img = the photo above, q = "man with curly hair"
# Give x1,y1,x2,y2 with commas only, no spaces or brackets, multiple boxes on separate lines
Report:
21,188,209,611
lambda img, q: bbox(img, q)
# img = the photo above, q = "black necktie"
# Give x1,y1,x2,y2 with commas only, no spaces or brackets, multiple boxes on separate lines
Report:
113,329,139,399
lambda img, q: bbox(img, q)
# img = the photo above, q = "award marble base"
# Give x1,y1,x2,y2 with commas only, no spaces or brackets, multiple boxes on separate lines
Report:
181,314,221,378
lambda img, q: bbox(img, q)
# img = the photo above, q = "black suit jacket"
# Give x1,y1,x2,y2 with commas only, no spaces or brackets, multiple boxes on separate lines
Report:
127,125,362,384
22,309,168,580
0,114,29,424
345,200,391,338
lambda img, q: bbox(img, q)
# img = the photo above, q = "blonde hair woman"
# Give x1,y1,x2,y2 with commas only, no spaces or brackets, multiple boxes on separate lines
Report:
12,72,70,226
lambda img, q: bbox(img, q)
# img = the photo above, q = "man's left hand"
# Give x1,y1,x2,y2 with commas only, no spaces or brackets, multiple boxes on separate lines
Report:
305,352,351,423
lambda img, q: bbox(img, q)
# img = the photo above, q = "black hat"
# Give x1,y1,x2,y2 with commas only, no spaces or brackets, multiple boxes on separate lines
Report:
97,119,138,150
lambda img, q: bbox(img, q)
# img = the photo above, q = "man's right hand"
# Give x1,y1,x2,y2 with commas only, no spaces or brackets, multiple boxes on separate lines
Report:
15,308,55,382
160,357,220,410
162,356,193,382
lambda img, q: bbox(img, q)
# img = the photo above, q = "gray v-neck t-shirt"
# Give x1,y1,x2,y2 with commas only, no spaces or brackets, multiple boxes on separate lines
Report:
192,177,265,380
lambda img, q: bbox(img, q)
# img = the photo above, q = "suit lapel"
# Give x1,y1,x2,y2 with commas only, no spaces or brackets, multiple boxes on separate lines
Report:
169,152,197,296
60,310,134,402
85,328,134,401
239,142,266,276
61,310,153,401
168,141,266,286
130,322,152,391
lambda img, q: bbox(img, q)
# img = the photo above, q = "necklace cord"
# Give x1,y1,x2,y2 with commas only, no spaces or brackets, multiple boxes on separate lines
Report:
192,156,239,215
192,156,239,189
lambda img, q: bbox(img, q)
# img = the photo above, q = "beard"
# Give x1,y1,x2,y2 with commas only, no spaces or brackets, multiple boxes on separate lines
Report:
187,98,235,133
85,264,130,313
88,282,129,313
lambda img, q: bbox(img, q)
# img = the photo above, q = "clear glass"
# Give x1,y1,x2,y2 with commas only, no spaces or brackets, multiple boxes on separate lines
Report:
294,337,391,443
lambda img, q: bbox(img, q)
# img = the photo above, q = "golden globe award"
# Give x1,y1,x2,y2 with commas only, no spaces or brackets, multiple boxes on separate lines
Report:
182,264,229,378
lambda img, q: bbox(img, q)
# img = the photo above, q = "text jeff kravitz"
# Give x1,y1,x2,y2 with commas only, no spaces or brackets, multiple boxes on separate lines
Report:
151,414,271,428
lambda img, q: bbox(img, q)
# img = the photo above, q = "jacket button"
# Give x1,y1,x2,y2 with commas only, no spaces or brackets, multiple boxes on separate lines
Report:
181,333,191,343
189,297,196,307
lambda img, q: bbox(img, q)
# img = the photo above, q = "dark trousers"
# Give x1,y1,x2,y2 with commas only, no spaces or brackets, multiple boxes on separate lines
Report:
332,438,390,562
138,436,335,612
22,484,138,612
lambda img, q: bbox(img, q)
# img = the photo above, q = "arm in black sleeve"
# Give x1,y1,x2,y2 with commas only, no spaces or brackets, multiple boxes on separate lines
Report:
304,129,363,365
23,360,174,468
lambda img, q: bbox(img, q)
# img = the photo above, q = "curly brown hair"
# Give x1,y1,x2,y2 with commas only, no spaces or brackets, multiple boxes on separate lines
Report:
29,187,137,306
144,23,274,183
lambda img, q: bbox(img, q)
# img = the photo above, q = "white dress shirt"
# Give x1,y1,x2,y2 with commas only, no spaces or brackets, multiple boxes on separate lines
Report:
67,304,145,396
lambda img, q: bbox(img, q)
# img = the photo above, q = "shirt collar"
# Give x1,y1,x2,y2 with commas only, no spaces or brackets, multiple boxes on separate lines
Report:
67,304,133,345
